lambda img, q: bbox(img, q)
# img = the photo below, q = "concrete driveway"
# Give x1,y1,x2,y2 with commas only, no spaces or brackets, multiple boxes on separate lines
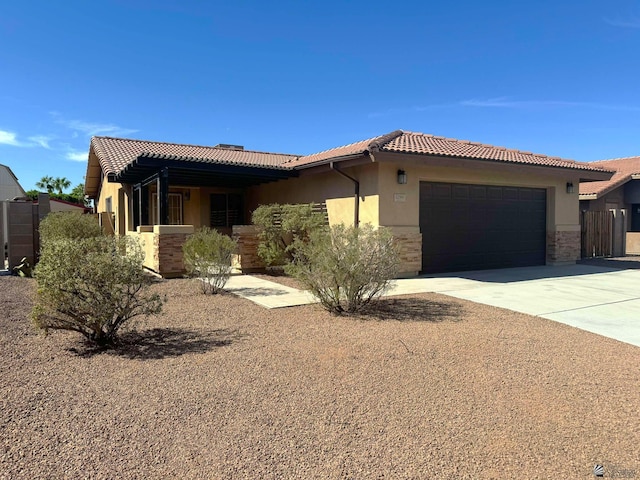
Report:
388,264,640,348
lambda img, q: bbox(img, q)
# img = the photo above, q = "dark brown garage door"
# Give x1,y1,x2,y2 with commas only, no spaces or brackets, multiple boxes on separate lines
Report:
419,182,546,273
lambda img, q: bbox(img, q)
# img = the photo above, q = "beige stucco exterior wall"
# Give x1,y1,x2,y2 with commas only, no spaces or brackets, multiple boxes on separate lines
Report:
247,165,380,227
376,160,580,229
626,232,640,254
98,179,205,234
376,158,582,265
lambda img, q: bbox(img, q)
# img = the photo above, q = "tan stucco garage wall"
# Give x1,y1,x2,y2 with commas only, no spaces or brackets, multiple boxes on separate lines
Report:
247,164,380,226
376,160,581,230
376,158,582,265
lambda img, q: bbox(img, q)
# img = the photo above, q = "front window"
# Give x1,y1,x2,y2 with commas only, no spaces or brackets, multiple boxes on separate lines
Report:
151,193,183,225
210,193,243,228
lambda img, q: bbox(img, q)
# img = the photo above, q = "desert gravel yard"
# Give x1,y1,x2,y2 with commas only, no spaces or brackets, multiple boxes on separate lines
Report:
1,276,639,479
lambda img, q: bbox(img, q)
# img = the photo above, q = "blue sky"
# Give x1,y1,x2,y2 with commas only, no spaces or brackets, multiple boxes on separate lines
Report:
1,0,640,192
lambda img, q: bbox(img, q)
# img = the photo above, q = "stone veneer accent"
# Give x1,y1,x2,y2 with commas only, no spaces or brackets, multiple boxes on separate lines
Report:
232,224,423,276
546,230,580,264
153,225,194,278
232,225,266,272
387,228,422,276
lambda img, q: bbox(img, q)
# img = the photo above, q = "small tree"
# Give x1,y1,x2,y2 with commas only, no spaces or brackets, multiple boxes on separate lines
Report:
32,235,163,347
182,227,237,294
252,203,327,266
38,212,103,249
287,223,399,314
69,183,89,206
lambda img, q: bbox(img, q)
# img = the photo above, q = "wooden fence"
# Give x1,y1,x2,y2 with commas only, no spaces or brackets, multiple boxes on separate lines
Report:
581,210,613,258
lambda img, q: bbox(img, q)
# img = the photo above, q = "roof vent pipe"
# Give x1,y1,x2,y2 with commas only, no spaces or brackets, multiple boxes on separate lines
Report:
214,144,244,150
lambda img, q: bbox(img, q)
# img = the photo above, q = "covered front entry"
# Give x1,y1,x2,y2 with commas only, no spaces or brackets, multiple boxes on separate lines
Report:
419,182,547,273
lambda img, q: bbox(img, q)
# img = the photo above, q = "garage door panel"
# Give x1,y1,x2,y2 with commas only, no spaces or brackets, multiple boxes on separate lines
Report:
420,182,547,273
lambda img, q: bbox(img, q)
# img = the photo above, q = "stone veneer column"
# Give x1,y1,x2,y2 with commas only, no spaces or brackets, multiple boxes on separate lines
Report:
385,226,422,277
153,225,194,278
546,229,580,264
232,225,266,273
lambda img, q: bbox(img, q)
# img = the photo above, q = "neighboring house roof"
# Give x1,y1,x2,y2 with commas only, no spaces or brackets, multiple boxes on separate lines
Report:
47,198,91,212
579,156,640,199
85,130,613,197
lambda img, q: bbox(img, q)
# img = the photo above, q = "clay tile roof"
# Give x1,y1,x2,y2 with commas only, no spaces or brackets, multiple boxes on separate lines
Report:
90,131,613,186
284,130,405,167
579,156,640,198
91,136,299,178
289,129,608,172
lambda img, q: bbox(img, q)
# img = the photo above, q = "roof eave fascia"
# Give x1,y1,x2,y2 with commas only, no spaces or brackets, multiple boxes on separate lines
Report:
376,150,614,180
84,144,105,198
292,152,372,173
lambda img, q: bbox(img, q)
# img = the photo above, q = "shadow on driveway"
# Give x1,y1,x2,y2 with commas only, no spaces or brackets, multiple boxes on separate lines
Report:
578,256,640,270
420,264,623,283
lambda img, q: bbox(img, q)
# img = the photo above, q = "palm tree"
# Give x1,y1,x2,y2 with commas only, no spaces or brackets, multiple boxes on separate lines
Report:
52,177,71,195
35,176,54,193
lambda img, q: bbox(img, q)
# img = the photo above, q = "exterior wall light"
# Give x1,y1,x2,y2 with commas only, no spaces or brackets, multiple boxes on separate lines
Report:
566,182,574,194
397,169,407,185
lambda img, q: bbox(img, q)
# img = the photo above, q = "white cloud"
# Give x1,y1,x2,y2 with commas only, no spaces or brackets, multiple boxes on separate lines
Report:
66,150,88,162
368,103,453,118
0,130,58,148
28,135,54,149
460,98,640,111
51,113,138,137
604,16,640,28
0,130,22,146
66,119,139,137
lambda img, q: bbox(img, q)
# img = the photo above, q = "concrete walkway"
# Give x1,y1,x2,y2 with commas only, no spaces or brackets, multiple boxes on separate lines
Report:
225,275,316,308
225,264,640,348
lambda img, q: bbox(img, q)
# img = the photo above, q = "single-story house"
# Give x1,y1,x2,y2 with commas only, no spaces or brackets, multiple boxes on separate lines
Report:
84,130,612,277
1,164,28,265
579,156,640,256
36,198,91,214
0,163,27,201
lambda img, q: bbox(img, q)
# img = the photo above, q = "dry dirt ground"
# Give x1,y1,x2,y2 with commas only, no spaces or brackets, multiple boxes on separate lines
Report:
1,275,639,479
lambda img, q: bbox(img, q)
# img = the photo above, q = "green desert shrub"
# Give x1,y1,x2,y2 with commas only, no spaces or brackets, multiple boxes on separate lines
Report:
286,223,399,314
32,235,163,347
252,203,327,266
38,212,103,248
182,227,237,294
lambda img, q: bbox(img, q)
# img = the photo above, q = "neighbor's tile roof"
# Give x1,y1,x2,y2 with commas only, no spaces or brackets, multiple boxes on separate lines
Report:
289,130,611,173
579,156,640,198
91,136,299,178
